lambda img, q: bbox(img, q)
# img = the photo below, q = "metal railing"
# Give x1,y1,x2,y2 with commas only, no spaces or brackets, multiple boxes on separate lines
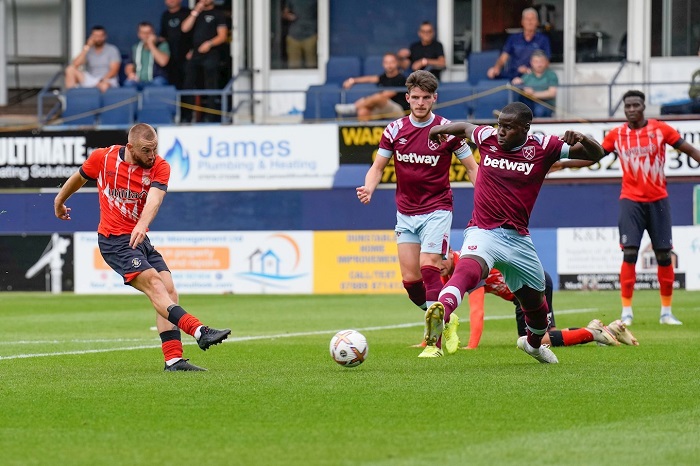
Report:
33,74,697,128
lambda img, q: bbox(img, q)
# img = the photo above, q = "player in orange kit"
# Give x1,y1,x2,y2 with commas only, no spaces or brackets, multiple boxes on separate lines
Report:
54,123,231,371
602,90,700,326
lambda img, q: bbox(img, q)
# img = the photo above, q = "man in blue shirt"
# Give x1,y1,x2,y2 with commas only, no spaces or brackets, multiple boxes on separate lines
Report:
487,8,551,80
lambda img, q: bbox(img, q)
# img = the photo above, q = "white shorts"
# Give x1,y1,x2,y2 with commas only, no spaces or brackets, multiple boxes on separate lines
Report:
395,210,451,255
460,226,545,292
80,72,119,89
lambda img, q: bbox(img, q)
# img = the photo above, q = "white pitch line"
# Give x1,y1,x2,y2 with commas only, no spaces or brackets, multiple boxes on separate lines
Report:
0,308,597,361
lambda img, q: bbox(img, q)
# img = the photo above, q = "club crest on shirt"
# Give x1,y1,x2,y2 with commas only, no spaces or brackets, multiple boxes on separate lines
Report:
522,146,535,160
428,139,440,151
131,258,142,268
142,176,151,186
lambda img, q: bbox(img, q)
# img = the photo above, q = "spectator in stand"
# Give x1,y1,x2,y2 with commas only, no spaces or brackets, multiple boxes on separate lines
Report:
511,49,557,117
487,7,551,80
409,21,446,81
124,22,171,90
181,0,229,123
159,0,193,89
64,25,121,92
396,48,412,77
334,53,409,121
282,0,318,69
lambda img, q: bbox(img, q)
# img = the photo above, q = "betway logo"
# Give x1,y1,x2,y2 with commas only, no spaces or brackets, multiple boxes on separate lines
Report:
395,151,439,166
482,154,533,175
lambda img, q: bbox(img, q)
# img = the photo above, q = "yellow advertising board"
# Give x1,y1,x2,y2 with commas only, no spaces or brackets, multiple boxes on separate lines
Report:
313,230,403,293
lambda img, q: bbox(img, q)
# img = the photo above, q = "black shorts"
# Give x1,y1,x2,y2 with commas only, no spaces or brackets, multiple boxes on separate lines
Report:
98,234,169,284
618,198,673,250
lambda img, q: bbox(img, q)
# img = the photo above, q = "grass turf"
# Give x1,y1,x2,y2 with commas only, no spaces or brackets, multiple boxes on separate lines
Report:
0,290,699,465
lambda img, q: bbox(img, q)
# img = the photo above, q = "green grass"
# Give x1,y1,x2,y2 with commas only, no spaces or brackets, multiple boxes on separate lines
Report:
1,290,699,466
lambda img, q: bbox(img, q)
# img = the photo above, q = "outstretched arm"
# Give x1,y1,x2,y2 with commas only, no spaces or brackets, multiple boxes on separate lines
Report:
563,131,605,162
356,155,391,204
550,158,595,173
429,122,478,143
54,171,89,220
676,140,700,165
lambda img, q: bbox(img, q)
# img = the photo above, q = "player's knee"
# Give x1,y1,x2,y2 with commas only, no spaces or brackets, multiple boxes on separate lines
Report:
654,249,673,267
622,247,638,264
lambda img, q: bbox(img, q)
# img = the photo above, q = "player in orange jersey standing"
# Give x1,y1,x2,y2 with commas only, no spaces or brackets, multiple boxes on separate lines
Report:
602,90,700,326
54,123,231,371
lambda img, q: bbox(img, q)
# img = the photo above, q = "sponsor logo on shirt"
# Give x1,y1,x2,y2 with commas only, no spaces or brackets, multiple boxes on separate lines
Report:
395,151,440,166
398,138,408,145
482,154,533,175
109,187,147,200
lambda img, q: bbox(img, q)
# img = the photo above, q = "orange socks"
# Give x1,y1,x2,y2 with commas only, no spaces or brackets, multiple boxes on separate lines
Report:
177,314,203,337
620,261,636,305
561,328,595,346
658,264,674,306
160,330,183,362
467,287,485,349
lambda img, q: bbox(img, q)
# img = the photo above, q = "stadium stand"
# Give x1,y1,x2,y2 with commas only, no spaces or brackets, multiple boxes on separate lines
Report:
341,82,379,104
137,86,178,125
472,80,513,119
100,87,138,125
61,88,102,125
362,55,385,77
466,50,501,85
303,83,341,121
435,82,472,120
325,56,362,85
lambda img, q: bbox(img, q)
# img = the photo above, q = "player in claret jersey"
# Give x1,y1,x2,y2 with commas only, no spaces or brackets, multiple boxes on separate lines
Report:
439,249,638,349
356,70,479,358
425,102,604,363
54,123,231,372
602,90,700,327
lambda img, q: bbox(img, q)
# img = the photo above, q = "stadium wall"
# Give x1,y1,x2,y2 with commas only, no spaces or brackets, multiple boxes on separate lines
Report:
2,183,698,235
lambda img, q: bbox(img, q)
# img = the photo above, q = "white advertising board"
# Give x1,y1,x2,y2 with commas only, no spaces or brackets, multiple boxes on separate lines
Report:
157,124,339,191
530,121,700,179
74,231,313,294
557,226,700,290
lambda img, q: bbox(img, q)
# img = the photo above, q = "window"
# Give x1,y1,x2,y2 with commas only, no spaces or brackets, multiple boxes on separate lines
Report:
651,0,700,56
270,0,318,69
576,0,627,62
453,0,473,65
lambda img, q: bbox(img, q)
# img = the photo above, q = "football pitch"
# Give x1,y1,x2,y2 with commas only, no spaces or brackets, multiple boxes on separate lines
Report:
1,290,699,466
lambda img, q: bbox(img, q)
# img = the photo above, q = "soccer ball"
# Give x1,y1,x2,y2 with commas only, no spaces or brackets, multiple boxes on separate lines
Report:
329,330,368,367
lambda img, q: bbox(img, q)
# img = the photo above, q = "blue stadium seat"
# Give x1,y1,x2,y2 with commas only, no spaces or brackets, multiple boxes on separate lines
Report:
100,87,138,125
472,80,513,119
325,56,362,84
61,88,101,125
362,55,384,76
137,86,178,125
435,84,472,121
303,84,340,121
466,50,501,85
342,83,378,104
